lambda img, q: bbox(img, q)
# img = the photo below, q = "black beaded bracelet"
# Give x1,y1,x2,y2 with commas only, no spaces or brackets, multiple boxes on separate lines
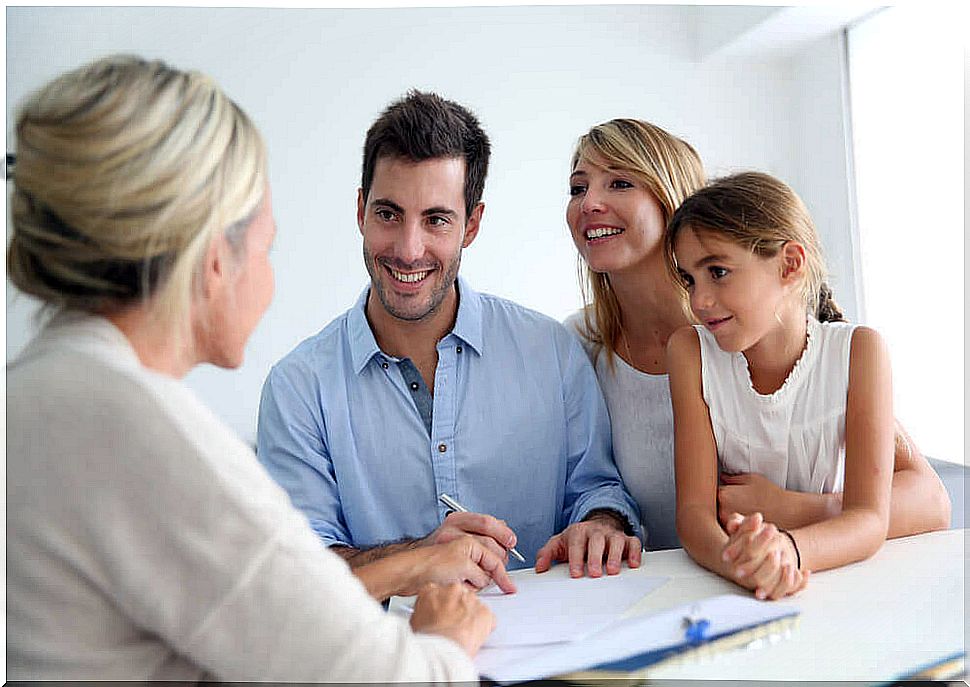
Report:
778,528,801,570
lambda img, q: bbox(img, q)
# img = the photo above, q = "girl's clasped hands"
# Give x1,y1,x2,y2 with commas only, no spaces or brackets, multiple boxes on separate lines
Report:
721,512,810,600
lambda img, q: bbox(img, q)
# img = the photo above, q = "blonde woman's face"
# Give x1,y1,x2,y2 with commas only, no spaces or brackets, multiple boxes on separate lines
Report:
209,186,276,368
566,152,666,275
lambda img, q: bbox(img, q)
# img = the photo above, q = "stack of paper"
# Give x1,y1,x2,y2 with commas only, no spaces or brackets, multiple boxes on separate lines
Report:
477,574,668,647
476,591,799,684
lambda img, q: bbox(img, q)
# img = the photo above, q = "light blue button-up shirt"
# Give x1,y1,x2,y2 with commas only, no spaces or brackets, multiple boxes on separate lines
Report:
256,278,641,568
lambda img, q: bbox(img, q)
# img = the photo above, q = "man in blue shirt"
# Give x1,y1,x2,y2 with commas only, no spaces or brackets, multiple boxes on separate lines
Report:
257,91,641,587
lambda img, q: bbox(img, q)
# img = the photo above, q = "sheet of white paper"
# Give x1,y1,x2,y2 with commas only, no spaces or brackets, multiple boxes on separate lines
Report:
477,593,799,684
478,574,668,647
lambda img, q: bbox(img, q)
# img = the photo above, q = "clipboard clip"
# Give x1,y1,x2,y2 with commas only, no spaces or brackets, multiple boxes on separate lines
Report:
683,605,711,645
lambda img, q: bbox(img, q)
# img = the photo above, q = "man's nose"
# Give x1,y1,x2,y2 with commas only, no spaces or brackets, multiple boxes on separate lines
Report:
395,222,425,264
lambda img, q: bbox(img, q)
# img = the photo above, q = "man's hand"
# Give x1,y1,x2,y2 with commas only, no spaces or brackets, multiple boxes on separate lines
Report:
718,473,784,525
409,583,496,658
721,512,810,600
403,536,516,596
534,512,642,577
424,511,519,565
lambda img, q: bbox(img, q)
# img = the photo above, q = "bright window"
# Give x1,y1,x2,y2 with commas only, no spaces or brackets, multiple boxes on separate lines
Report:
847,6,965,463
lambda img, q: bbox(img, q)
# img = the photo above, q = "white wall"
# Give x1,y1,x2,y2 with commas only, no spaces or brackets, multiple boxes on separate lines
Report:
788,32,861,322
6,5,858,443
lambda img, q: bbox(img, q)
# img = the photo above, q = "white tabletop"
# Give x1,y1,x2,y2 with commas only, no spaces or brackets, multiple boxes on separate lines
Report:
629,528,965,680
489,528,966,682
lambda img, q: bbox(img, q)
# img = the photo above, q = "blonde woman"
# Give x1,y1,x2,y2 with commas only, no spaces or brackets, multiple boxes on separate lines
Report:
564,119,949,552
6,55,500,681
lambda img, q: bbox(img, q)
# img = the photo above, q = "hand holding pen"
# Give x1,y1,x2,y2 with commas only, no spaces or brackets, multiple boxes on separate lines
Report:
429,493,527,566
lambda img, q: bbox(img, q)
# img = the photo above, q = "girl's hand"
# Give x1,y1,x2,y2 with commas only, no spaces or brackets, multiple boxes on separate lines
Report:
721,513,810,599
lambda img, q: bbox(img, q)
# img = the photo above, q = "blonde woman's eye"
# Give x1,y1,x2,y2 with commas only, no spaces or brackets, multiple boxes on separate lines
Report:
611,179,633,189
569,184,586,196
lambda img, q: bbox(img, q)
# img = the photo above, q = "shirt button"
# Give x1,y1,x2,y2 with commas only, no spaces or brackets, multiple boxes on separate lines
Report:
381,361,389,370
456,345,463,354
438,443,447,453
410,382,419,391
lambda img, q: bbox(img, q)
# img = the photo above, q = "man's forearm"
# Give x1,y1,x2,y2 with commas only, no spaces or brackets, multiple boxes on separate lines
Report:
331,538,424,568
349,550,422,602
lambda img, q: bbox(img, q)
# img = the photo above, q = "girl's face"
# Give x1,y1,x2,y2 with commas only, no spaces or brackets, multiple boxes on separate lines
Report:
566,152,666,275
673,228,790,353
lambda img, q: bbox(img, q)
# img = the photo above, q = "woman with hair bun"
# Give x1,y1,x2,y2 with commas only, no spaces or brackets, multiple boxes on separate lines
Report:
563,119,949,555
6,55,498,681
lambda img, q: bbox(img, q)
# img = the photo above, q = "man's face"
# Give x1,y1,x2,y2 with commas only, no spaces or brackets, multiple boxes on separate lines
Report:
358,155,482,322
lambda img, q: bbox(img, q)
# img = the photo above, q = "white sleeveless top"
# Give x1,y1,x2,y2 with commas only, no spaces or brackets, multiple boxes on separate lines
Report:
696,317,857,494
565,311,680,550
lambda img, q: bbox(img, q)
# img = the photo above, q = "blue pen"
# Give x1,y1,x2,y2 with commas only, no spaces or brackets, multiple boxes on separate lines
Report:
683,605,711,644
438,493,527,563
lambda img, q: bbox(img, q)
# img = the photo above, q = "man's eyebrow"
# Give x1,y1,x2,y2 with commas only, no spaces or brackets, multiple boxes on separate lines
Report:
421,207,458,217
370,198,405,214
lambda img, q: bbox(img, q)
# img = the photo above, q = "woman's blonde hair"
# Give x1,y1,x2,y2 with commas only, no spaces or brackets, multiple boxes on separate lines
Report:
571,119,706,368
8,54,267,338
664,171,844,323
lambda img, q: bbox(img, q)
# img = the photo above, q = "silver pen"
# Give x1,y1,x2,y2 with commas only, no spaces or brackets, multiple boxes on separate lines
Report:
438,492,527,563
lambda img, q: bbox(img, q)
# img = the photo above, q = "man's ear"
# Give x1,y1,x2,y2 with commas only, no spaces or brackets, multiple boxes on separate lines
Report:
462,202,485,249
357,188,366,235
780,241,806,283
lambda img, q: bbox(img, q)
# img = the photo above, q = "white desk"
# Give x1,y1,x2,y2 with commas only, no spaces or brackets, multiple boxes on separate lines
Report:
495,528,965,682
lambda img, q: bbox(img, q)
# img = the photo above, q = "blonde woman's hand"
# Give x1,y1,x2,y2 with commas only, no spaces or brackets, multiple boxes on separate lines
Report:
409,583,496,657
721,513,810,600
718,473,784,525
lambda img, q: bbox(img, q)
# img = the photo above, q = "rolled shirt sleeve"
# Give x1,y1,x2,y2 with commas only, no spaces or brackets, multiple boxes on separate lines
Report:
558,326,643,539
257,360,353,549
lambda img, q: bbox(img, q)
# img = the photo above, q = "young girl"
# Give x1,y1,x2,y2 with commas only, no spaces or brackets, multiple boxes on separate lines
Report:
664,172,895,600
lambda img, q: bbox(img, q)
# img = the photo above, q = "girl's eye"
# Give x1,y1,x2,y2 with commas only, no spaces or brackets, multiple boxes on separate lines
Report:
569,184,586,196
710,266,729,280
611,179,634,189
678,271,694,288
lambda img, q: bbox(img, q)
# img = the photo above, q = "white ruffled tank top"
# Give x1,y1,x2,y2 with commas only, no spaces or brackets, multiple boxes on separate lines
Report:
695,317,857,494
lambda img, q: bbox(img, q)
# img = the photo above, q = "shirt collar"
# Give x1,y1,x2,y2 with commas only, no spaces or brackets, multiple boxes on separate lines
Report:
348,286,382,375
451,275,484,356
347,275,485,375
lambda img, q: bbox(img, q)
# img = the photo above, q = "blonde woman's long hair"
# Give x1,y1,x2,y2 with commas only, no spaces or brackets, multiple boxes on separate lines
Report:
8,54,267,342
571,119,706,369
664,171,844,323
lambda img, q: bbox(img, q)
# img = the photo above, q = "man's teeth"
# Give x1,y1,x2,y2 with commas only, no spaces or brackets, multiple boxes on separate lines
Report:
586,227,624,239
390,268,430,283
